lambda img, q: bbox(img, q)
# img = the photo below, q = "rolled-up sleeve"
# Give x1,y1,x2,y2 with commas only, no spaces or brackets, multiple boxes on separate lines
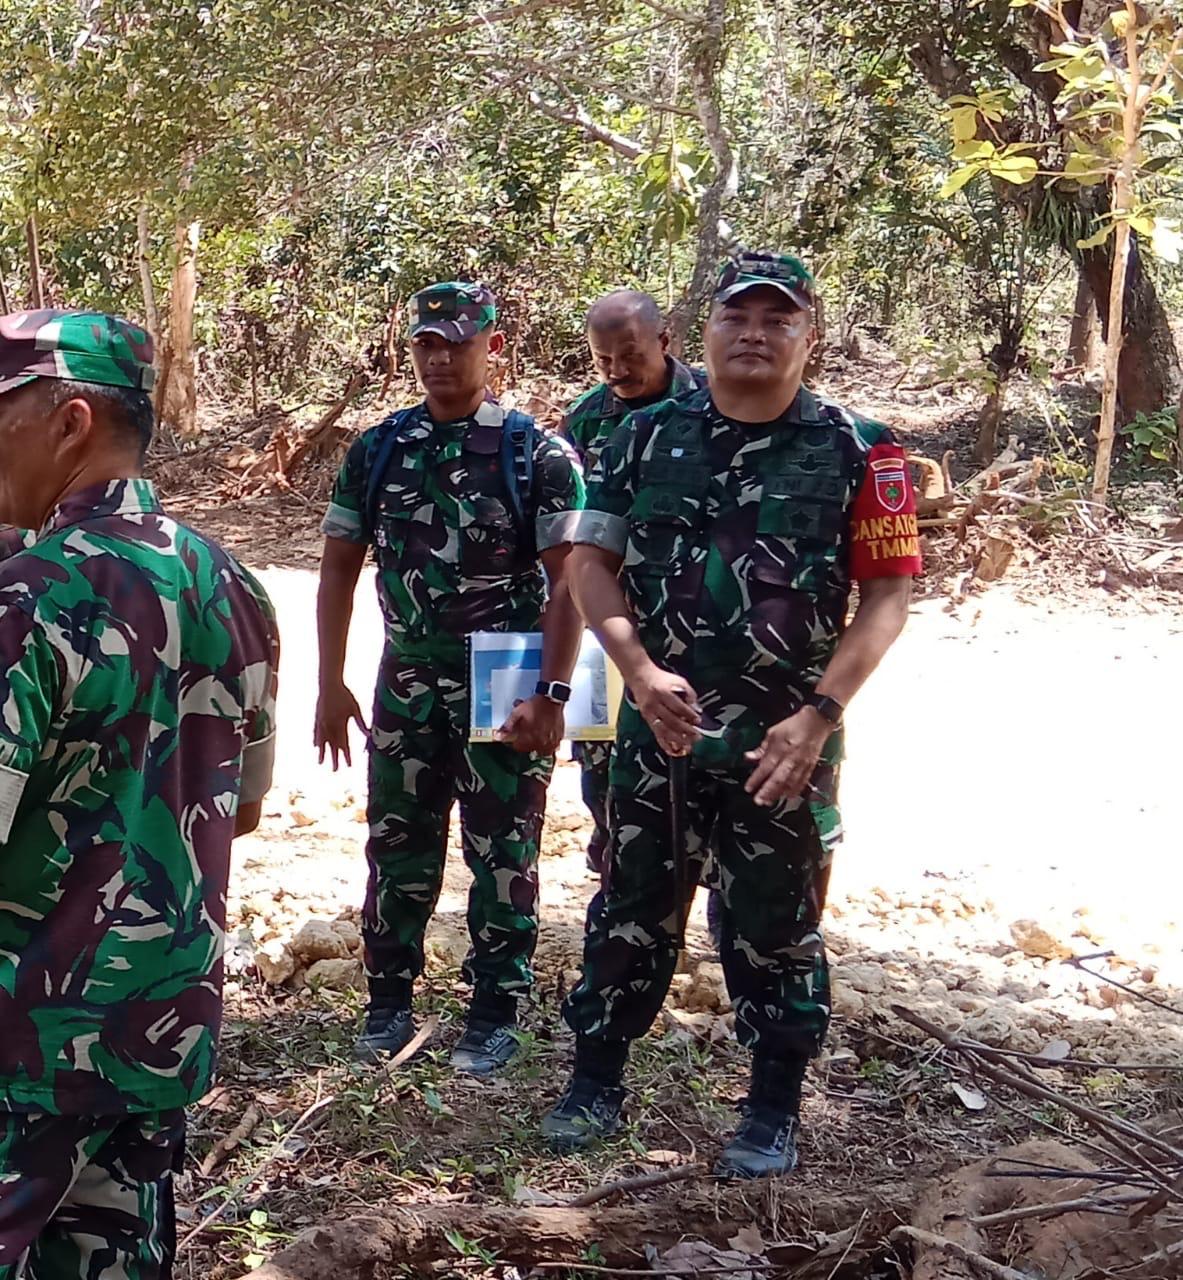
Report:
570,416,638,556
241,584,280,807
0,607,57,842
320,437,369,544
532,433,586,551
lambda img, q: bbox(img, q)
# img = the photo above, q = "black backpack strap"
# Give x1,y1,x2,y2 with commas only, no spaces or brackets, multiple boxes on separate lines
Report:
363,406,420,533
499,409,536,538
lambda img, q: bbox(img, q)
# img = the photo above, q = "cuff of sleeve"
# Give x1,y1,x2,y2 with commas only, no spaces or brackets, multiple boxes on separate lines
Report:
240,732,276,806
320,504,367,543
0,762,29,842
536,509,582,550
570,510,629,556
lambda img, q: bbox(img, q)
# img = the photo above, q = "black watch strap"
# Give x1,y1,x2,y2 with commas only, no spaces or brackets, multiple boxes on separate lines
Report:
806,692,844,725
536,680,572,705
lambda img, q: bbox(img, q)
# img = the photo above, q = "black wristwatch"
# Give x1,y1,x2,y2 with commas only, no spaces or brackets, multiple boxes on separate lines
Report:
805,692,844,726
535,680,572,705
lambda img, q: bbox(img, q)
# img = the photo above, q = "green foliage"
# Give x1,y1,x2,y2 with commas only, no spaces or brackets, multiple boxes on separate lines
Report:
0,0,1175,408
1120,407,1180,466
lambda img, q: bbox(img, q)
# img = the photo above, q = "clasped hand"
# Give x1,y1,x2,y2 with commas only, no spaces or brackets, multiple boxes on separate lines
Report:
744,707,832,807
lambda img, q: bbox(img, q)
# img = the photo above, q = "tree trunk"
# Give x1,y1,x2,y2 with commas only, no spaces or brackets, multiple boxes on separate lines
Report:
25,215,44,309
974,327,1021,464
1091,5,1139,507
1176,382,1183,468
135,207,159,337
0,264,9,315
155,220,200,438
667,0,737,354
1080,235,1180,420
1066,268,1099,370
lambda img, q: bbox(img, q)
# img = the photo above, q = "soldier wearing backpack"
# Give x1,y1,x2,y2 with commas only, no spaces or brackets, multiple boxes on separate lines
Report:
315,282,585,1075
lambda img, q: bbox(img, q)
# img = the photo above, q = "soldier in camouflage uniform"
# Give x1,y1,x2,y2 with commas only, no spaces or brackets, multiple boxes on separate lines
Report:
561,291,704,874
0,311,279,1276
316,282,584,1075
541,255,921,1177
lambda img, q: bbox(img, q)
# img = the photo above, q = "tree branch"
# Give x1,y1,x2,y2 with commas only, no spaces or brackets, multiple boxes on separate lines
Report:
476,51,696,117
492,70,644,158
417,0,586,43
634,0,700,22
668,0,737,350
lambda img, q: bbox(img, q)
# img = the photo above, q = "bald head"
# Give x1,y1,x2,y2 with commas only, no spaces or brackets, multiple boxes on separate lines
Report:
586,290,665,337
585,290,671,402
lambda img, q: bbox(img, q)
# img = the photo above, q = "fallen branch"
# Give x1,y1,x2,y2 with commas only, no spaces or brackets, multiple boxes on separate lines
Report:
247,1188,907,1279
965,1187,1152,1229
179,1084,336,1253
516,1263,776,1276
892,1006,1183,1199
891,1225,1033,1280
972,1043,1183,1074
238,368,370,494
198,1103,261,1178
567,1161,704,1208
369,1014,439,1093
184,1024,432,1256
908,453,947,500
1065,951,1183,1018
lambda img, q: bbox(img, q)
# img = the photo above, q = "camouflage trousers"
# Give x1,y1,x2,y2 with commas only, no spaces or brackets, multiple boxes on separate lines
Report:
364,652,554,1005
571,741,612,874
564,691,841,1060
0,1110,184,1280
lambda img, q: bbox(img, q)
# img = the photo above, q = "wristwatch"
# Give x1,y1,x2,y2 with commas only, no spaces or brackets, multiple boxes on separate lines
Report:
805,692,844,726
535,680,572,705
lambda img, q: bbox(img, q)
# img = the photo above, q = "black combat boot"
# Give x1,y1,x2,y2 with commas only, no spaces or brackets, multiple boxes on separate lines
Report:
541,1037,629,1151
714,1053,808,1179
354,981,419,1063
451,992,521,1077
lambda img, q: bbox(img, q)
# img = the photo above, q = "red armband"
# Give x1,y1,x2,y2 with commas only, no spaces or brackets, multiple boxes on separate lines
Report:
848,442,923,580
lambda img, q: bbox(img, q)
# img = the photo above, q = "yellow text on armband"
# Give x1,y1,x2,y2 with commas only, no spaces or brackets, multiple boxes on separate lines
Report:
863,535,920,561
853,513,918,542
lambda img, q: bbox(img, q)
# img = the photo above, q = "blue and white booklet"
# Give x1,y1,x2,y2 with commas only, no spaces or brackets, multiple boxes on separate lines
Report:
468,631,623,742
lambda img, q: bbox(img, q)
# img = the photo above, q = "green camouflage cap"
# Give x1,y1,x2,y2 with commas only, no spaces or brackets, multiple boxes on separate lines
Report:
408,281,497,343
0,309,155,400
714,252,814,310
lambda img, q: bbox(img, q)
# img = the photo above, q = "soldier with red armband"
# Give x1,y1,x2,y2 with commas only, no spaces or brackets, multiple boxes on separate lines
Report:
541,252,921,1178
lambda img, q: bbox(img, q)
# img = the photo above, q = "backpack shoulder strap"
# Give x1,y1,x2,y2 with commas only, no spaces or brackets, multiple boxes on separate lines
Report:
499,409,536,535
363,406,421,532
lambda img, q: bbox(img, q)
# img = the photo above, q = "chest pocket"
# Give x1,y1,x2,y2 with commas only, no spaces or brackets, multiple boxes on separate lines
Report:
628,456,709,574
375,464,426,562
627,416,709,572
462,492,523,578
751,469,848,591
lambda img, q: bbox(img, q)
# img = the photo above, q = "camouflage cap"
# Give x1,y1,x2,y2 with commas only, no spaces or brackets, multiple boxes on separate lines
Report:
714,252,814,310
408,281,497,343
0,309,155,401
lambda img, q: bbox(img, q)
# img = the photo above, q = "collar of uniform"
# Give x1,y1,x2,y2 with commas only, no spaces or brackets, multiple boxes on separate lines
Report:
668,357,700,398
604,356,691,418
40,477,161,538
787,386,822,424
415,396,505,438
708,385,821,429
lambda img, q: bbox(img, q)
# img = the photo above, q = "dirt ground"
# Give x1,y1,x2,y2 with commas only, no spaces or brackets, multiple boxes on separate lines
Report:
153,361,1183,1279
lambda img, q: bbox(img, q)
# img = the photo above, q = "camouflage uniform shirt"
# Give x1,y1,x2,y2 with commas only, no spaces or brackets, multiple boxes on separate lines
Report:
573,385,920,687
0,480,279,1116
561,357,704,473
323,400,585,666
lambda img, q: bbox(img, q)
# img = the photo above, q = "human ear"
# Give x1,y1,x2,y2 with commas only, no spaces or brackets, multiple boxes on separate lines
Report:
487,331,506,357
55,396,95,452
